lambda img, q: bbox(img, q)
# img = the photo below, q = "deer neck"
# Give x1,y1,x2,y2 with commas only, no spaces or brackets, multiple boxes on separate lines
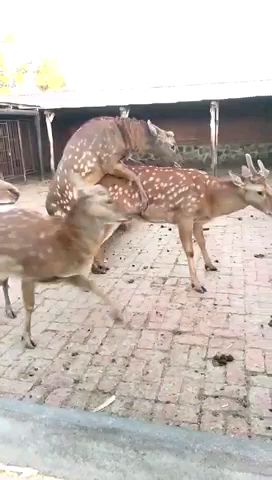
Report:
117,118,151,156
211,181,247,217
63,212,106,256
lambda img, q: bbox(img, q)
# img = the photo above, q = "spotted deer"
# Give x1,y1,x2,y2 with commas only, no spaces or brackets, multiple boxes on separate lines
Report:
45,115,181,217
93,154,272,292
0,174,20,318
0,174,129,348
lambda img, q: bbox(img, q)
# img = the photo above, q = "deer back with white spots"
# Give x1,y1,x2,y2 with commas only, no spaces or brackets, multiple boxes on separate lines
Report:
94,154,272,292
0,173,128,349
45,115,180,217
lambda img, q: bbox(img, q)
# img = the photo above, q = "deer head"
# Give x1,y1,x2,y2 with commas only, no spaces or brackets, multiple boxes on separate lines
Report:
146,120,181,162
229,155,272,215
0,174,20,205
69,173,129,223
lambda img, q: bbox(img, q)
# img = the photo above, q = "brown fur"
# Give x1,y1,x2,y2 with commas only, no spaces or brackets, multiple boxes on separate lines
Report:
45,116,180,217
94,156,272,293
0,176,20,318
0,178,128,348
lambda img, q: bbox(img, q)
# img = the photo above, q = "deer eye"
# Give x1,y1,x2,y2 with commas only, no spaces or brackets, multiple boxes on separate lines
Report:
257,191,264,196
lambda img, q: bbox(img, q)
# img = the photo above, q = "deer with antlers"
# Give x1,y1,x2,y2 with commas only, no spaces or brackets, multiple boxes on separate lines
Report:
92,154,272,293
45,114,181,217
0,174,129,348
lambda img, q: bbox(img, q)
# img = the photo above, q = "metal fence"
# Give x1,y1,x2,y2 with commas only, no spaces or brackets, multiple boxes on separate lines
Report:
0,118,38,180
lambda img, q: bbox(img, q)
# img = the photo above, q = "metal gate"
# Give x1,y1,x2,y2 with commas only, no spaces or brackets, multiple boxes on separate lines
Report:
0,119,38,180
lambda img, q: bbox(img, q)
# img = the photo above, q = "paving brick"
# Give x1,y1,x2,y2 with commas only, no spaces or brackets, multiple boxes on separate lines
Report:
245,348,265,373
97,375,121,393
158,376,183,403
188,346,207,370
265,352,272,375
201,411,225,433
179,379,201,406
249,387,272,416
174,334,209,346
170,344,190,365
251,416,272,437
225,416,249,437
226,361,246,385
1,179,272,440
202,396,244,413
45,387,72,407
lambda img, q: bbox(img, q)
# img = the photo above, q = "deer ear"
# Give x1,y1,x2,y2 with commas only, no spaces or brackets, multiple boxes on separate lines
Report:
229,171,244,187
147,119,159,137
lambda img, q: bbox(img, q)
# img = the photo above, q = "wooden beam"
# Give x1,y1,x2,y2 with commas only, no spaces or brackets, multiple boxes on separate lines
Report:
44,110,55,173
34,111,44,181
210,100,219,176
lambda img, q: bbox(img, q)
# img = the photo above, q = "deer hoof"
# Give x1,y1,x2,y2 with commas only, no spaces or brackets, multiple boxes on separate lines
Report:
191,283,207,294
22,335,36,349
92,263,109,274
5,306,16,319
111,308,124,323
205,264,218,272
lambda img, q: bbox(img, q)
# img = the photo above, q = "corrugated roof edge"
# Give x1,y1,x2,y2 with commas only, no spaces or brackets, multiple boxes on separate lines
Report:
1,79,272,110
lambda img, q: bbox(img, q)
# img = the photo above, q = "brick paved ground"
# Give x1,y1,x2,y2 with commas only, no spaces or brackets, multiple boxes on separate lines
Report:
0,177,271,441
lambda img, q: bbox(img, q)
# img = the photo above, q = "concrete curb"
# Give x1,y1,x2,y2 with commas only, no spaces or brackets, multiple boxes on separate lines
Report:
0,398,271,479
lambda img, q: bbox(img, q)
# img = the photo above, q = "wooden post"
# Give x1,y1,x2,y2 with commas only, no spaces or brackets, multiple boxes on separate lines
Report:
210,101,219,176
119,106,130,118
44,110,55,173
34,111,44,181
17,120,27,182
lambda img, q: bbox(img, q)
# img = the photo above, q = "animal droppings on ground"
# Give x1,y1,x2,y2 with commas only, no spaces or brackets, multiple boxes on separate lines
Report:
212,354,234,366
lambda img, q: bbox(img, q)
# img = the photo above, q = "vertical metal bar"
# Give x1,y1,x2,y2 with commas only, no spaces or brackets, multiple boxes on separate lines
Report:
6,122,15,178
26,121,35,173
17,120,27,182
34,111,44,181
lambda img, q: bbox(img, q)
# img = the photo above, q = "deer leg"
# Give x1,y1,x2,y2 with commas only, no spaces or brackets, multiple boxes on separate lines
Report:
112,163,148,213
193,222,218,271
178,220,206,293
1,278,16,319
21,279,36,348
92,223,122,274
92,242,109,274
65,275,123,321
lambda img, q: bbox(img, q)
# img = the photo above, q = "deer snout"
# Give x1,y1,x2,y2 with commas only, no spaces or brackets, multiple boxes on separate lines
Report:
10,188,20,203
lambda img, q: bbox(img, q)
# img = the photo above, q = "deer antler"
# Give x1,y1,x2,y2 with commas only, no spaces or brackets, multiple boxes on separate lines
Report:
257,159,270,178
245,154,258,175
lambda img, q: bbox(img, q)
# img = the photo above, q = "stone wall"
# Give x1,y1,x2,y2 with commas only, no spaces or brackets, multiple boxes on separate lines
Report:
136,143,272,170
178,143,272,168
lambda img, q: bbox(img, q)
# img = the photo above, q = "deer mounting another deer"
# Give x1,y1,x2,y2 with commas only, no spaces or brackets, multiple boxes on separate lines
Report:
94,154,272,293
0,174,129,348
45,115,181,217
0,175,20,318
